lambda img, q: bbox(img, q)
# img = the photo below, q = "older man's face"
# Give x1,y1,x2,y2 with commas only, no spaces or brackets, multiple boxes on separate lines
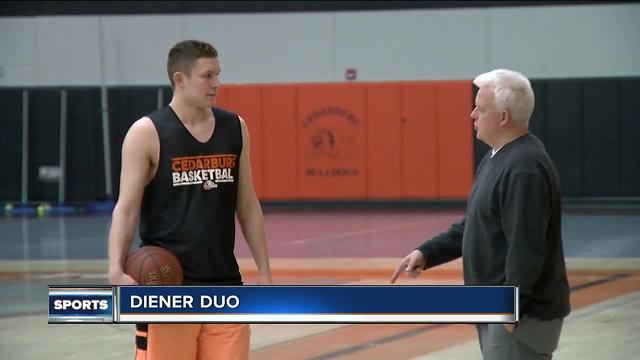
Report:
470,87,502,146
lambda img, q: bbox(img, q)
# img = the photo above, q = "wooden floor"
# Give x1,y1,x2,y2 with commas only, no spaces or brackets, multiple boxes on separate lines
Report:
1,209,639,359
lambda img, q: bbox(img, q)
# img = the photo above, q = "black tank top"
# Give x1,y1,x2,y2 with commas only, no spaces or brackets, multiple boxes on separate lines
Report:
139,106,242,285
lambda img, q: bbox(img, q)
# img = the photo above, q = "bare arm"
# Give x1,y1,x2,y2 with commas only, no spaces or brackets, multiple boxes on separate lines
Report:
235,116,272,285
107,118,158,285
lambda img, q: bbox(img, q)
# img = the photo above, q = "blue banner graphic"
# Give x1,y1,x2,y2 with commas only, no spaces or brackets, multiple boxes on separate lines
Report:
48,285,517,324
116,286,518,324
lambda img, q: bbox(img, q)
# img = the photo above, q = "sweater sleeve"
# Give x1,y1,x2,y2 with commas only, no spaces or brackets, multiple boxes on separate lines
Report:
416,217,465,269
500,172,550,313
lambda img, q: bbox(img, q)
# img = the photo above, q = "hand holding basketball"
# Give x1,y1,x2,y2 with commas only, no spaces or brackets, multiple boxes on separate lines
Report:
125,246,184,285
108,270,138,285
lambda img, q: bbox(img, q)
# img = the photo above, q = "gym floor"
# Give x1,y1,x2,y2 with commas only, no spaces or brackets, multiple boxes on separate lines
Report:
1,206,639,359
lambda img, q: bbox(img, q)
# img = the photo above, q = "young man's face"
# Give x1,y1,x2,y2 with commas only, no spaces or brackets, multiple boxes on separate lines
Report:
182,57,221,108
471,87,503,146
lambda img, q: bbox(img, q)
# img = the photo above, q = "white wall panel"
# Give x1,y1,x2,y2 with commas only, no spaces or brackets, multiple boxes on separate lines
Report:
184,12,334,83
0,4,638,86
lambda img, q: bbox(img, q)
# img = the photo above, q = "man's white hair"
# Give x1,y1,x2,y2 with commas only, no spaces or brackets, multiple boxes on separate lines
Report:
473,69,535,127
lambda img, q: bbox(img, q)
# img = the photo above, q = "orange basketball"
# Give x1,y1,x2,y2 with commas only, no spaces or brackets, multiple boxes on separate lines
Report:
125,246,183,285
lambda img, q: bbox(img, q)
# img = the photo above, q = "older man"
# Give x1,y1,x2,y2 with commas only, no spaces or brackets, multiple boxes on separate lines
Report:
392,69,570,359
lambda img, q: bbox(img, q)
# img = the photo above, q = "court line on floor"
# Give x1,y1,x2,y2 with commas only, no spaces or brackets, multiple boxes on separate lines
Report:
260,272,633,358
308,325,449,360
569,273,630,291
290,220,451,245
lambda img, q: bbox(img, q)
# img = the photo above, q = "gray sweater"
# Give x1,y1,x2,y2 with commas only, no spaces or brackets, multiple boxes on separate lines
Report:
418,133,570,320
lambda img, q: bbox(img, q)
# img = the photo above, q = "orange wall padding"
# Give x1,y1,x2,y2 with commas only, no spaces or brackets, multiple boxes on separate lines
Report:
436,81,473,198
262,85,298,199
402,82,439,198
366,83,403,198
217,81,473,200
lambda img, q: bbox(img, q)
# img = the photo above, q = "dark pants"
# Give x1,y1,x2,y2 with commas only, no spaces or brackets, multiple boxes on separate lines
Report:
476,316,563,359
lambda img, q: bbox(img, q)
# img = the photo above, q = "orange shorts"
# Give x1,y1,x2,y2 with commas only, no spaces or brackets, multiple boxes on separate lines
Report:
135,323,250,360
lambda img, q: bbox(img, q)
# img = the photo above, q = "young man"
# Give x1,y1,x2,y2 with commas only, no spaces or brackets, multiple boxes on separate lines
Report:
108,40,272,360
392,69,570,359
